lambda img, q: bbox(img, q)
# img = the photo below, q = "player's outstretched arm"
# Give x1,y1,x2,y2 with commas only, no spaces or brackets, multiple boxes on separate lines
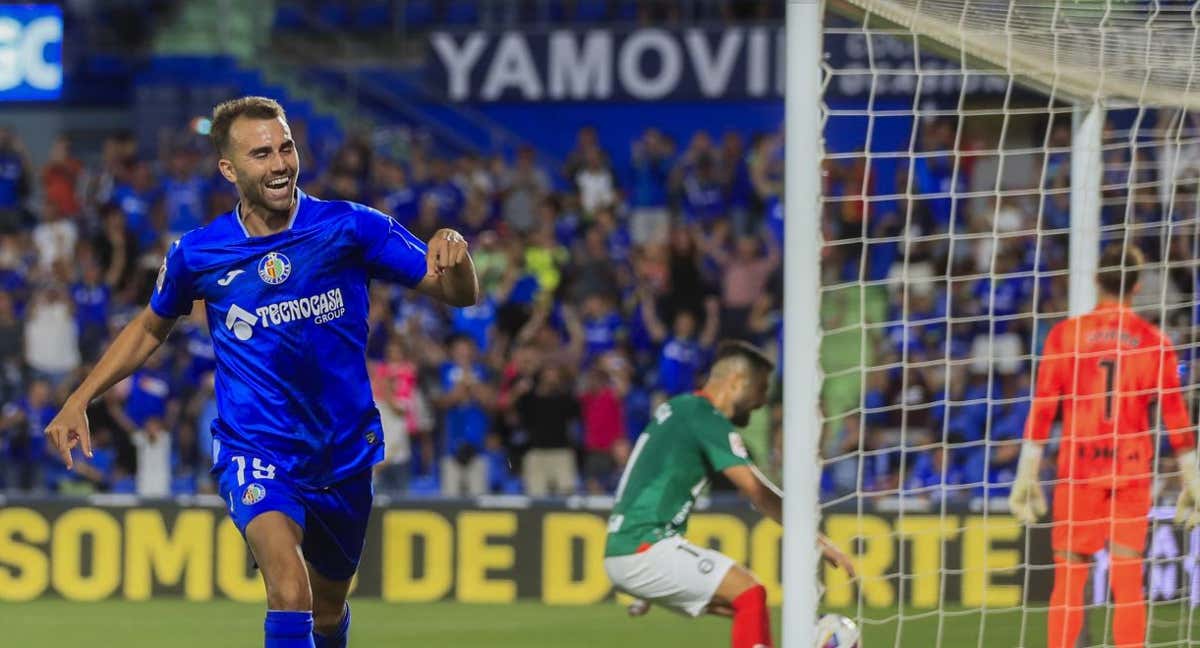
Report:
44,307,177,469
724,463,857,576
1008,440,1048,525
417,228,479,307
1174,450,1200,529
819,534,856,577
723,463,783,524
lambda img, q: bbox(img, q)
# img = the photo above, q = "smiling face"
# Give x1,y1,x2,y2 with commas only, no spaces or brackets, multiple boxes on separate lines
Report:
217,115,299,217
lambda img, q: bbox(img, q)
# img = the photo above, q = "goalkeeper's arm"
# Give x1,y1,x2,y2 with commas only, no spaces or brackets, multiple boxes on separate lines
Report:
1008,440,1047,525
1011,323,1066,525
1152,341,1200,528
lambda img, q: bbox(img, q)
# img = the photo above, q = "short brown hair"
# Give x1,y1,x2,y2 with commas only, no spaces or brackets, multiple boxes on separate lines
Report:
715,340,776,375
1096,242,1145,298
210,96,286,156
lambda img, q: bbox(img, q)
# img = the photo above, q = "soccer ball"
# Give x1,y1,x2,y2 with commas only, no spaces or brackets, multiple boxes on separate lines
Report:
815,614,861,648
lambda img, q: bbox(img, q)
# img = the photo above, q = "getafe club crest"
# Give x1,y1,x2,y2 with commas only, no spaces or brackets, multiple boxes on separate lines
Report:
258,251,292,285
242,483,266,505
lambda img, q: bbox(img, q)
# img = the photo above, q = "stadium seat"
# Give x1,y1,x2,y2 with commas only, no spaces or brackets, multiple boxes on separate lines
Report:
444,0,479,26
171,474,198,496
353,2,391,31
403,0,436,30
317,4,349,28
575,0,611,22
273,5,306,30
407,474,441,497
111,477,137,495
614,0,639,21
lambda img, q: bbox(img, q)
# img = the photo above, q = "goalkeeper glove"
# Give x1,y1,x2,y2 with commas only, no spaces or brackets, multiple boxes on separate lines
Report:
1174,449,1200,530
1008,441,1047,525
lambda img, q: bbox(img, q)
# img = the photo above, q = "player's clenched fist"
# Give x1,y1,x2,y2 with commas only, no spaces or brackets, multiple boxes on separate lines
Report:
426,228,469,276
1174,449,1200,529
1008,441,1047,525
43,401,92,470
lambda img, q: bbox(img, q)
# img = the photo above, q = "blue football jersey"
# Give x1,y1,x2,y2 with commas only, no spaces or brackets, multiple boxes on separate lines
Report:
150,190,428,488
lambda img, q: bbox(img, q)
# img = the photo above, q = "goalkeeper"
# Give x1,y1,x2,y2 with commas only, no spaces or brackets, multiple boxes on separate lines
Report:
1010,244,1200,648
603,340,854,648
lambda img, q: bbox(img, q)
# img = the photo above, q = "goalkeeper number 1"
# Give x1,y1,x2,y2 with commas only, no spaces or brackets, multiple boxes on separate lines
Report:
1009,244,1200,648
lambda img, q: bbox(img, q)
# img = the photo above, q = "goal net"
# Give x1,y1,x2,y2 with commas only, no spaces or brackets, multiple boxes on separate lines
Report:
813,1,1200,646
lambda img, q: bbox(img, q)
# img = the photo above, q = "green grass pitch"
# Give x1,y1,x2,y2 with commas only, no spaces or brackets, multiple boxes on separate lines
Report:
1,600,1198,646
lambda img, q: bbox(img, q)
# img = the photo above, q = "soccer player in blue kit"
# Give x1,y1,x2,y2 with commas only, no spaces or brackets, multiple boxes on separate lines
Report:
43,97,478,648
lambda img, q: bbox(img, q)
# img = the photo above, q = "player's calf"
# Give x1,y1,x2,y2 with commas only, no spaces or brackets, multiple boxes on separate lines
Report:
714,565,772,648
1109,543,1146,648
309,564,353,648
312,604,350,648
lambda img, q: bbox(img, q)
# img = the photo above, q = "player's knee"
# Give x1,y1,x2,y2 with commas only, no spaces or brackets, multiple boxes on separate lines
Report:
312,599,346,631
730,583,767,611
266,578,313,612
1054,550,1089,564
1110,543,1142,560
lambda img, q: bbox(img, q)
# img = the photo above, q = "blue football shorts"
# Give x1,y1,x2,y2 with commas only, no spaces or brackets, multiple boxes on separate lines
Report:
215,450,373,581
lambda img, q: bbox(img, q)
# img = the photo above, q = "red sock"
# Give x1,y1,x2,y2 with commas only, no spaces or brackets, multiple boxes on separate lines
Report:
1110,555,1146,648
1048,557,1089,648
731,585,771,648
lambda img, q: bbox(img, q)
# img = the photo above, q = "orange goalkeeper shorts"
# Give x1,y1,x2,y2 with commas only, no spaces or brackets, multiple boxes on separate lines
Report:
1050,482,1150,555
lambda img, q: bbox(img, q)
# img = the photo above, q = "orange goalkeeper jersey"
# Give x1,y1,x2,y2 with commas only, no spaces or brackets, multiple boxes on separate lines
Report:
1025,300,1195,486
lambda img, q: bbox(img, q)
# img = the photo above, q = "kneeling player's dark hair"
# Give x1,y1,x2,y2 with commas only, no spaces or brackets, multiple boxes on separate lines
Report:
1096,242,1145,299
715,340,775,375
210,96,286,157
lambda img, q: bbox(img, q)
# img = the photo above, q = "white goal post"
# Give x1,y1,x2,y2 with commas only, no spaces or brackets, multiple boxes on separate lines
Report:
785,1,1200,647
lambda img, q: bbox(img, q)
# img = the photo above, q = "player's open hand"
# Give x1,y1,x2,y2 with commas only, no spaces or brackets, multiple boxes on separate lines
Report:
1174,450,1200,529
43,401,92,470
819,535,856,578
1007,475,1047,525
426,228,469,277
1175,486,1200,530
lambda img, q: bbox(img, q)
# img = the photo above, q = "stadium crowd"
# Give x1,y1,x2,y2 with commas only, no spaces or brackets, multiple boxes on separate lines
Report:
0,117,788,498
3,107,1197,502
820,111,1200,506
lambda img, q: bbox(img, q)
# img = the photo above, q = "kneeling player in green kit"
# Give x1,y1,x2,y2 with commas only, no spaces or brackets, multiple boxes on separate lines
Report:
604,341,854,648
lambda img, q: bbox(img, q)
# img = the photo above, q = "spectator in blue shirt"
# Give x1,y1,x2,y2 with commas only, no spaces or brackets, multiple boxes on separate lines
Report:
376,159,421,227
436,335,495,496
681,155,727,226
161,148,209,236
452,294,497,352
71,262,110,363
0,127,31,229
908,118,963,233
579,294,626,366
720,131,755,234
629,128,674,246
971,253,1028,335
177,311,216,386
111,160,161,249
2,379,56,491
124,348,174,429
423,158,465,223
639,286,719,396
978,376,1032,499
903,445,967,501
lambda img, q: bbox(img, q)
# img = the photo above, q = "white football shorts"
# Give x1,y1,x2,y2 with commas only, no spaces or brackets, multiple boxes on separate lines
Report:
603,535,736,617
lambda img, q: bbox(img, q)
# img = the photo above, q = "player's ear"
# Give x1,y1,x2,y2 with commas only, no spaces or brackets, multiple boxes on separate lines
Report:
731,371,749,398
217,157,237,184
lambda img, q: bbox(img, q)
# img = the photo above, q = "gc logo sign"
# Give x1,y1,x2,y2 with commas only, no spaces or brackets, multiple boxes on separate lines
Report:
0,6,62,99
